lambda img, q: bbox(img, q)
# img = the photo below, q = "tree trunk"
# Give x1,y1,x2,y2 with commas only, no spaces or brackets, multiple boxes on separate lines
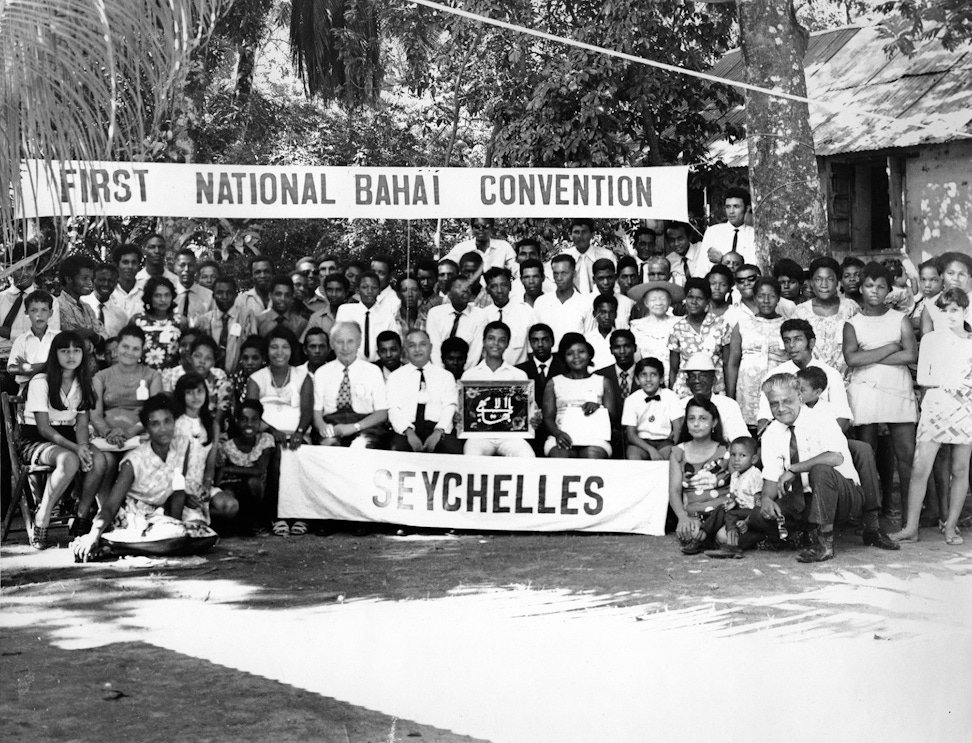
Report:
738,0,829,267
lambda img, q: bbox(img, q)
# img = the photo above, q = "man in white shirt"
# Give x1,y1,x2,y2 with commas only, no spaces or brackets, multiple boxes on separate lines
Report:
585,295,620,371
334,272,397,362
442,218,518,279
665,222,709,286
742,372,898,561
702,187,757,267
483,267,536,365
583,258,633,331
172,248,214,327
509,240,556,305
533,254,588,346
756,319,852,432
510,258,550,308
233,256,275,318
81,263,129,338
135,233,181,292
461,321,535,457
674,353,748,443
111,243,145,319
371,256,402,317
386,329,463,454
427,277,488,371
297,327,330,377
558,218,616,293
312,321,389,448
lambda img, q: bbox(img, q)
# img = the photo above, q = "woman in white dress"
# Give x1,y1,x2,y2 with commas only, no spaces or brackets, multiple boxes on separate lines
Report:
543,333,617,459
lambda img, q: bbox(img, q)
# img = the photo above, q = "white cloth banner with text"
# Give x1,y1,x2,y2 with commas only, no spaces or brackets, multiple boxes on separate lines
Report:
278,448,669,536
18,160,689,220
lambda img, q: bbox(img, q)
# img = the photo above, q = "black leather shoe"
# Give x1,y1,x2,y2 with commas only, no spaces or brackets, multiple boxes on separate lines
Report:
796,530,834,563
862,528,900,550
681,538,706,555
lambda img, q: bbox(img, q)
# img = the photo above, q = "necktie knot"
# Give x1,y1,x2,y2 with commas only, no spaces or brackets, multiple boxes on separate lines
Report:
538,362,546,376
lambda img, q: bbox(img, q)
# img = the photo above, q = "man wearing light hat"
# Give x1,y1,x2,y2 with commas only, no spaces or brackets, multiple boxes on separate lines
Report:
673,352,747,443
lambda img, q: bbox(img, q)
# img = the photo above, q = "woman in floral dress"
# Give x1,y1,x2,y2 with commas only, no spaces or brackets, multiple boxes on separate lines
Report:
668,278,732,398
129,276,184,370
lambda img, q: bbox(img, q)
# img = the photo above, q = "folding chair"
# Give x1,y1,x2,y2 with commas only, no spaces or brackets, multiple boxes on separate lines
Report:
1,392,65,541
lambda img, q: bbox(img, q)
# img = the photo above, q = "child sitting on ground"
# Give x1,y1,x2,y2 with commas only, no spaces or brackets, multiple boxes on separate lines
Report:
622,357,681,461
218,400,275,535
706,436,763,559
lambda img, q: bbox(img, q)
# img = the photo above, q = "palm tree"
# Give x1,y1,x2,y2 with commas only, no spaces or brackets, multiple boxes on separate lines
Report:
0,0,224,268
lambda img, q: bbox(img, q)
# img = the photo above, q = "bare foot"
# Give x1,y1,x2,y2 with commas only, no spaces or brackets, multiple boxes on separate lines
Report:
889,528,919,543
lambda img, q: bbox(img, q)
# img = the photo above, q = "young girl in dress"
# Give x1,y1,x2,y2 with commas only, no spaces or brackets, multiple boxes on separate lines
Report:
843,262,918,519
892,288,972,545
667,398,732,555
172,373,238,527
218,399,275,535
19,331,108,548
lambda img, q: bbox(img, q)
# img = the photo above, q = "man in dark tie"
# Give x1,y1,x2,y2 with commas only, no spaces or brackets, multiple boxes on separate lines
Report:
702,186,756,267
516,323,564,456
596,329,637,458
256,275,308,339
740,372,898,561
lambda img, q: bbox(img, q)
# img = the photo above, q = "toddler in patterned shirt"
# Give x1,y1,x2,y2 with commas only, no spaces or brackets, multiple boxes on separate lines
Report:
708,436,762,558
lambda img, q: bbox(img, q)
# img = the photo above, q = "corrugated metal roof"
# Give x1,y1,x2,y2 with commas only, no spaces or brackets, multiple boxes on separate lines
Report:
707,25,972,166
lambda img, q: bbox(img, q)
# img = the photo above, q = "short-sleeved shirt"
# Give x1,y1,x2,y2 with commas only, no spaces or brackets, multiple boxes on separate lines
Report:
24,373,83,426
313,359,387,415
220,432,275,468
621,388,681,440
9,328,57,384
730,466,763,509
761,404,858,489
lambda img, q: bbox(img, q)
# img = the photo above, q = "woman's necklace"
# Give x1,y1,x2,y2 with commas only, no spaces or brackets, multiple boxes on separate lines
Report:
270,367,291,390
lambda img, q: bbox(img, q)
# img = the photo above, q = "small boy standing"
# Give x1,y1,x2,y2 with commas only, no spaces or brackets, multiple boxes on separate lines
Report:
622,357,681,461
8,290,57,388
706,435,762,559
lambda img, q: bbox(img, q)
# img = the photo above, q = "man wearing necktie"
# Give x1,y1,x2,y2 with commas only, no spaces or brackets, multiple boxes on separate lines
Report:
386,330,463,453
313,322,389,448
596,328,637,458
664,222,707,287
172,248,215,327
560,218,616,294
742,372,899,561
426,277,488,371
702,187,758,268
257,275,308,339
334,272,397,362
81,262,128,338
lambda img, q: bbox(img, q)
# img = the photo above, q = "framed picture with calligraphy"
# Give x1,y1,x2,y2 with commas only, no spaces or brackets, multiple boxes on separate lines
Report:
456,381,535,439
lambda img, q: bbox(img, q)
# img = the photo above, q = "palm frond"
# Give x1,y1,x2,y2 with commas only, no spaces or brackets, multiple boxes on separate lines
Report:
0,0,225,259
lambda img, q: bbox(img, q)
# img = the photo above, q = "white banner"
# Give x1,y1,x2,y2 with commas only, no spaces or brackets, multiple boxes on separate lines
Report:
277,448,669,536
18,160,689,220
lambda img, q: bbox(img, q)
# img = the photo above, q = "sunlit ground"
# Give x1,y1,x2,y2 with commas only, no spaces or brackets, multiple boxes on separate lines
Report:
3,534,972,742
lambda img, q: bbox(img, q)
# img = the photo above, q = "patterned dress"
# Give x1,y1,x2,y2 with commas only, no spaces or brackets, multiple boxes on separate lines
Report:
735,313,787,425
916,330,972,444
668,313,732,397
130,313,182,370
630,314,677,381
792,298,859,376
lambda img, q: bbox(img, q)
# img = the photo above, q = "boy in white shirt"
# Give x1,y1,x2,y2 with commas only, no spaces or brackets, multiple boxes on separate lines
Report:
8,291,58,387
622,357,681,460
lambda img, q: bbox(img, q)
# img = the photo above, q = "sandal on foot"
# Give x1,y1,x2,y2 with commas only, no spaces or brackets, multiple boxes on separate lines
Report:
889,531,919,543
290,520,309,536
271,520,290,537
30,525,50,550
945,533,964,546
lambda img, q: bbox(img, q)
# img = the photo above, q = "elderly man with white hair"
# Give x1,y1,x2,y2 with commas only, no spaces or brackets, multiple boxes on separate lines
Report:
742,372,899,562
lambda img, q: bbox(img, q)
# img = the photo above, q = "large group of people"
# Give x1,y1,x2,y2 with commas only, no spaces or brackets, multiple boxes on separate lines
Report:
3,187,970,564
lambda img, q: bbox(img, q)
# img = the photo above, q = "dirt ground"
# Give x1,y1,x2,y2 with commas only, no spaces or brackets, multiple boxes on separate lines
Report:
3,521,972,742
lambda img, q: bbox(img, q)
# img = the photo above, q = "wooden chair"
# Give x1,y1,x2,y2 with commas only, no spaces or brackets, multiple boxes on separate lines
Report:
1,392,60,540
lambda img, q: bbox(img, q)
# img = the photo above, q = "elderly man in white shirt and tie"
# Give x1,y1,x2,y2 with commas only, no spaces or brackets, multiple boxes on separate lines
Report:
313,321,389,448
460,321,537,457
741,372,899,562
386,330,463,454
